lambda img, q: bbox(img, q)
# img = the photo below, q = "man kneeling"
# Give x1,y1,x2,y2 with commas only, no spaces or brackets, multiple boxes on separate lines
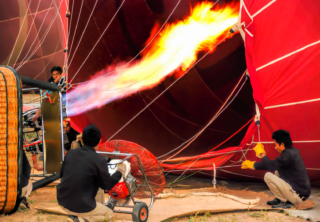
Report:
57,124,123,222
241,130,311,208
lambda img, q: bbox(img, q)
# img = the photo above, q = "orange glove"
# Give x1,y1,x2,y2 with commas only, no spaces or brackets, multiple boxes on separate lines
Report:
241,160,256,170
253,142,266,158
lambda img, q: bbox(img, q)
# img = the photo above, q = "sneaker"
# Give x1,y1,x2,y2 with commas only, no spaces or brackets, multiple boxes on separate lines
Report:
267,198,281,205
67,215,80,222
20,197,29,209
272,201,293,209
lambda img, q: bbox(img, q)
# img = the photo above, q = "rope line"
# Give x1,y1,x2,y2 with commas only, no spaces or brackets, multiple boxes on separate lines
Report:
16,0,60,71
106,17,228,142
67,0,85,65
167,147,238,186
69,0,127,83
161,71,247,161
66,0,75,56
16,9,62,71
141,94,188,142
14,0,56,70
16,0,65,71
7,0,33,66
142,94,230,133
12,0,41,67
71,0,182,85
67,0,99,69
162,116,253,182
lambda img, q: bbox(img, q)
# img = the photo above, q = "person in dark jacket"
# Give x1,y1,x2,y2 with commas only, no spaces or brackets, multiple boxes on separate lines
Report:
63,119,80,151
241,130,311,209
57,124,123,222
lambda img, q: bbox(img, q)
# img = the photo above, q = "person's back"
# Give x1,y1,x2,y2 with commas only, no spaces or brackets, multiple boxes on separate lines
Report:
57,124,122,221
276,146,310,198
57,145,120,212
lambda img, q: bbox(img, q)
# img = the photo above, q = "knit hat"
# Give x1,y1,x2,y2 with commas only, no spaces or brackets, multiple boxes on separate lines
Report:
82,124,101,146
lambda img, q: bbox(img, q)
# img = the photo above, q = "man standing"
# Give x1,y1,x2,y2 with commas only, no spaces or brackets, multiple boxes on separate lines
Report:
32,66,66,122
57,124,123,222
241,130,311,208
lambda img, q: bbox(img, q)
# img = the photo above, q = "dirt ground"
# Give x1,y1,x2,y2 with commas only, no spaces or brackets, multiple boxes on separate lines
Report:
23,93,41,104
0,186,309,222
171,211,306,222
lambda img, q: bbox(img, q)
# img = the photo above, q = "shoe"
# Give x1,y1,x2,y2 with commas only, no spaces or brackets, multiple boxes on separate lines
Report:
272,201,293,209
20,197,29,209
267,198,281,205
67,215,80,222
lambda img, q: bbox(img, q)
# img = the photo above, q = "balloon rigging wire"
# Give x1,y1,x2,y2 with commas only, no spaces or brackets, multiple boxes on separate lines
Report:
15,0,61,70
67,0,99,70
69,0,127,83
7,0,33,66
106,32,229,142
67,0,85,66
69,0,183,85
12,0,41,68
16,1,64,71
158,73,248,167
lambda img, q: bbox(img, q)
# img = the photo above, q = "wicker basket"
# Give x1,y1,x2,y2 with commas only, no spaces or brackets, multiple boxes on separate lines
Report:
0,66,22,214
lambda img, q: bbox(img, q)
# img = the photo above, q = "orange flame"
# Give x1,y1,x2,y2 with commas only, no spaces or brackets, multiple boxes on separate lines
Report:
67,2,238,116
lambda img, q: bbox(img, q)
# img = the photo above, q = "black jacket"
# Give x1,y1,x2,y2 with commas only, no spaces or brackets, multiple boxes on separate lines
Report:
254,146,311,198
64,127,80,151
57,145,122,213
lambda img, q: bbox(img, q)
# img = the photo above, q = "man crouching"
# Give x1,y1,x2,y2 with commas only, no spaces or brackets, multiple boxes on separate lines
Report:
57,124,123,222
241,130,311,208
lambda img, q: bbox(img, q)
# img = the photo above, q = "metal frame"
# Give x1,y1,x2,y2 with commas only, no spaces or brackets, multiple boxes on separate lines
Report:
23,87,64,177
41,89,46,176
23,88,45,177
58,92,65,162
41,90,64,176
96,151,155,214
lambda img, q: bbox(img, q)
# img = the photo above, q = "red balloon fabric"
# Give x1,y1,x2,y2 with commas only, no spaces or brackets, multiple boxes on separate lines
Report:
6,0,318,185
219,0,320,185
67,0,254,160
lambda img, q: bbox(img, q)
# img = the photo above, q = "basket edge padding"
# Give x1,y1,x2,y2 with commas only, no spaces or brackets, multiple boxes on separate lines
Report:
0,66,23,214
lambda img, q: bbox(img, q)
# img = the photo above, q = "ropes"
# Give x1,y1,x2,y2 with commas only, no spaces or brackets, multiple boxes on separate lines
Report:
14,0,56,70
157,71,247,160
70,0,183,85
106,32,230,142
12,0,41,68
163,72,247,161
15,0,60,71
163,117,254,183
67,0,85,67
67,0,99,70
141,94,188,142
69,0,127,83
142,94,230,133
167,147,238,186
7,0,33,66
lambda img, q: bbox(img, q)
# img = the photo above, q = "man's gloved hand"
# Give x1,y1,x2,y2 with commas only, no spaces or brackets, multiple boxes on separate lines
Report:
117,163,127,178
241,160,256,170
253,142,266,158
230,22,243,33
